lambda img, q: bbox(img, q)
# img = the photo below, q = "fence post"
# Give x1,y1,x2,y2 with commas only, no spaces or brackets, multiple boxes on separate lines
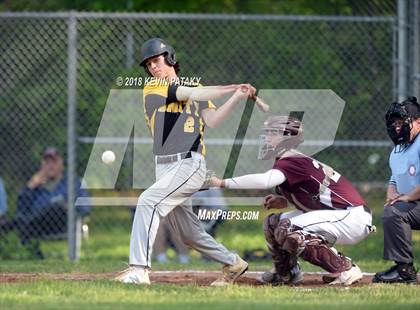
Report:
397,0,409,101
412,0,420,99
67,11,79,261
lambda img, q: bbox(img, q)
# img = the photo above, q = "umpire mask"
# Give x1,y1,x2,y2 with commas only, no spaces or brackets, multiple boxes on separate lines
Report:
385,97,420,152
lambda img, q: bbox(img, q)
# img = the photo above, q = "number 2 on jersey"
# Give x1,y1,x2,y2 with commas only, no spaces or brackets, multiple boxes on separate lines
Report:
184,116,194,133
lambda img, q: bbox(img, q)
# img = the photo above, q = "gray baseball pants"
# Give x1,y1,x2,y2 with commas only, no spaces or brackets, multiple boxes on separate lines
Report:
129,152,236,267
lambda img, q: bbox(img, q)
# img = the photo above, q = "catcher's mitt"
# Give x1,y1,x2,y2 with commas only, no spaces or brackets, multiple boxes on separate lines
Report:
199,169,216,191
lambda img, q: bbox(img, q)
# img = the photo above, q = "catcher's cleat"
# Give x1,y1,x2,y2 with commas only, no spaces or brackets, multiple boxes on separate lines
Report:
372,264,418,284
322,252,352,284
328,264,362,286
210,254,248,286
322,273,340,284
113,266,151,285
259,264,304,285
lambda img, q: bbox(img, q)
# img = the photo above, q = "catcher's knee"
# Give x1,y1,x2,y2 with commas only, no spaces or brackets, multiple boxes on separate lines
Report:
273,218,293,246
263,213,282,245
282,230,307,256
263,215,292,246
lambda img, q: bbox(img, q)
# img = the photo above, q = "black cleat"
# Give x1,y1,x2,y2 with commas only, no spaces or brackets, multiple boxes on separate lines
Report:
373,264,418,284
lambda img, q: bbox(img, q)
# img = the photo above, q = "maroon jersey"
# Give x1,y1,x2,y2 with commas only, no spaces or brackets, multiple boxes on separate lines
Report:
273,155,366,212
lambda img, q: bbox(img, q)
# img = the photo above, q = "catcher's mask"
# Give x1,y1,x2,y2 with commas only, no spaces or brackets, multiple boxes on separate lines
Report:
140,38,177,74
258,116,304,160
385,96,420,152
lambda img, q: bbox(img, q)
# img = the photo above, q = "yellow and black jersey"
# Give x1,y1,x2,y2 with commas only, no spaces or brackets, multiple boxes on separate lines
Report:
143,80,216,156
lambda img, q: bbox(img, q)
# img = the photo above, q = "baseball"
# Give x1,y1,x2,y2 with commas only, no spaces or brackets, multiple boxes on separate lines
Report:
102,150,116,164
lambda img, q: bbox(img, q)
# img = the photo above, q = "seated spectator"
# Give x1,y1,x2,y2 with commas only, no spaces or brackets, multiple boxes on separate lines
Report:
192,188,227,238
153,216,190,264
0,177,7,219
152,188,228,264
0,147,90,259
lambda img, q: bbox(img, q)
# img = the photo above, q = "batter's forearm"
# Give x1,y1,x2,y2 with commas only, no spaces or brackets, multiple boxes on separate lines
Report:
176,85,238,101
202,92,242,128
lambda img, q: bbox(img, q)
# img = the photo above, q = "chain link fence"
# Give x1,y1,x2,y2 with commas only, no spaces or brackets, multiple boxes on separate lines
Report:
0,12,398,259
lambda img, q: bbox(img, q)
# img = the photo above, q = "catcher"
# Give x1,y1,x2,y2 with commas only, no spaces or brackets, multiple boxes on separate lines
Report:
211,115,374,285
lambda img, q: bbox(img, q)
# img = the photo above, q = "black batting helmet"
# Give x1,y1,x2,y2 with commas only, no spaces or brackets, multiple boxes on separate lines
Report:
258,116,304,160
140,38,177,67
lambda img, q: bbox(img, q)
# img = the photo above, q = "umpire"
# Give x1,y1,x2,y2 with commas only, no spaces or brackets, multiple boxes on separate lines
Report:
373,97,420,284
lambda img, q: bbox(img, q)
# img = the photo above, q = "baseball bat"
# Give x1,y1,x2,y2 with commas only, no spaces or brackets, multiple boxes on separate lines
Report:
252,95,270,113
240,86,270,113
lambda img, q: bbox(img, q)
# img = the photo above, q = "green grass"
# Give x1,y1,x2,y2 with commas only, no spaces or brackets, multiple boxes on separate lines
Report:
1,191,420,309
1,281,420,310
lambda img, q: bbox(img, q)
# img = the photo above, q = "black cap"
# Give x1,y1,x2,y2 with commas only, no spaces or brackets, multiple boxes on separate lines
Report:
43,147,61,160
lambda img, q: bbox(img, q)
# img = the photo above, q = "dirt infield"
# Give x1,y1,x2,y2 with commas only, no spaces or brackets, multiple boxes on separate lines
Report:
0,271,386,287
